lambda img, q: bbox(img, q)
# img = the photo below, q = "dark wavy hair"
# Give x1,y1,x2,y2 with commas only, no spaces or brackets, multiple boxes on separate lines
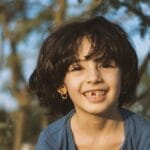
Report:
29,16,139,115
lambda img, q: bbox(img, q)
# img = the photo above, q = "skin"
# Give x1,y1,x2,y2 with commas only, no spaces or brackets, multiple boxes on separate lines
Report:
59,37,124,149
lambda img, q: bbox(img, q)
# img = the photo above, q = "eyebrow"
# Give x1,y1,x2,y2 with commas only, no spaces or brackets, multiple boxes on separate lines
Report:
73,56,117,63
72,58,86,63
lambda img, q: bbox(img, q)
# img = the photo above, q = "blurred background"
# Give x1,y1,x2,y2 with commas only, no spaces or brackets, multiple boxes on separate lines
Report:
0,0,149,149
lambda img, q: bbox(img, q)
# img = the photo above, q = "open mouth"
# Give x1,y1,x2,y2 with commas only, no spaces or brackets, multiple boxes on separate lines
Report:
83,90,107,102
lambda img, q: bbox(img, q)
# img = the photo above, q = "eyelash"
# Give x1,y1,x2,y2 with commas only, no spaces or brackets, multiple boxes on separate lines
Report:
70,65,82,72
100,63,115,68
69,62,116,72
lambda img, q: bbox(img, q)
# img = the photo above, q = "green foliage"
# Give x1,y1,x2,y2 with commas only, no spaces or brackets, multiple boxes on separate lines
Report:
23,106,43,144
0,110,14,149
0,0,149,149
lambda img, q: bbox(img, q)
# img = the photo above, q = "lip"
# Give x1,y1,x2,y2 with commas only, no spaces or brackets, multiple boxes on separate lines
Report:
82,89,108,103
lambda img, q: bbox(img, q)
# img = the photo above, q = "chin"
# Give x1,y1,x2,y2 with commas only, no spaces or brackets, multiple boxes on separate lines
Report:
81,102,118,117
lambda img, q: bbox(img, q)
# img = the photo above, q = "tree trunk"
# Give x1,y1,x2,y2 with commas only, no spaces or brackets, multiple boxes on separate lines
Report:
13,108,27,150
54,0,66,26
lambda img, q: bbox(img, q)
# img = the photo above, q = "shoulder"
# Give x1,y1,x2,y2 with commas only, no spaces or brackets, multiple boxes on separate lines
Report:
121,108,150,149
121,108,150,130
35,110,74,150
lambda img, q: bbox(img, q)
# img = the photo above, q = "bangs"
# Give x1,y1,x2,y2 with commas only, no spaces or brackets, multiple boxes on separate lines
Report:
73,34,120,66
55,19,125,69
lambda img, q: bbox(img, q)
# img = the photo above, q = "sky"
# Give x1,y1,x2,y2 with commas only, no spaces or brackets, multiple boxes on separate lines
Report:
0,0,149,111
106,6,150,64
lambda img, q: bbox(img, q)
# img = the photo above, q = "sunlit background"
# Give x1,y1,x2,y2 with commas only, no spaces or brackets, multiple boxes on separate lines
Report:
0,0,149,149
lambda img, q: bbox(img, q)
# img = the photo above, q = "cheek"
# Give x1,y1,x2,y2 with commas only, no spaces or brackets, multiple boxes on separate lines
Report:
64,76,82,103
64,75,82,92
103,71,121,90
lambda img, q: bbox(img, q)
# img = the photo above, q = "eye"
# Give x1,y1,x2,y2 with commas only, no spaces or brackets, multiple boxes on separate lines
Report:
69,64,82,72
101,63,114,68
100,61,117,68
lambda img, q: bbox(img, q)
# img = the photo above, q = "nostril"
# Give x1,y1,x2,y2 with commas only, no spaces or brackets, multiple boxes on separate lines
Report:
87,79,103,84
86,72,103,84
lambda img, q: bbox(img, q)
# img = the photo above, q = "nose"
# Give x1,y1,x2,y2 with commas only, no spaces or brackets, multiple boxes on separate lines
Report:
86,66,102,84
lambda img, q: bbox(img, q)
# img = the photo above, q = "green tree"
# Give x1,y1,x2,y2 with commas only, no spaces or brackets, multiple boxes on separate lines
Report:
0,0,149,149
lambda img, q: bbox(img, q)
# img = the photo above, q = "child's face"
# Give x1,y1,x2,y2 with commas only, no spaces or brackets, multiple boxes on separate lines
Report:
63,37,121,116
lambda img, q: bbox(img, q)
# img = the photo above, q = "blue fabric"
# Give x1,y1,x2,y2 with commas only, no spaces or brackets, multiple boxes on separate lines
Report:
35,108,150,150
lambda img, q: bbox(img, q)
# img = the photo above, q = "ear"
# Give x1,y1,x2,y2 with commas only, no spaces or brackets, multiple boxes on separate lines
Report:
57,85,67,95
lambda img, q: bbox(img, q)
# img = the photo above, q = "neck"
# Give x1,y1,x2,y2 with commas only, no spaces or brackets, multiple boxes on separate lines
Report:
71,108,123,136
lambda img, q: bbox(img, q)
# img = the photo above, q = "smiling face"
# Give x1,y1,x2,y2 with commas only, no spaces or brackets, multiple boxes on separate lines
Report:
62,37,122,117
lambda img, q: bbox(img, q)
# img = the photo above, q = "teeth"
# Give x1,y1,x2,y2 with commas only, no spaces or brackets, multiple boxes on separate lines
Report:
84,90,106,98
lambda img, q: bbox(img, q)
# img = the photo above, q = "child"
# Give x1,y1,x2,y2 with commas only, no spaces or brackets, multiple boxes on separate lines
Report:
29,16,150,150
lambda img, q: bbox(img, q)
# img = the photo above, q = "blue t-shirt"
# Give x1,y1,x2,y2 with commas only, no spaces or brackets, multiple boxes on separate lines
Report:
35,108,150,150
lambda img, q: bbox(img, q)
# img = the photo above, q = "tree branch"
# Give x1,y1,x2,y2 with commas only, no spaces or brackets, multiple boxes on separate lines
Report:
139,52,150,78
120,2,150,25
136,86,150,101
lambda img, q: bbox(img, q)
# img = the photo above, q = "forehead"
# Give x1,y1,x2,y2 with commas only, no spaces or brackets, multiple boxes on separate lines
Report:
76,36,107,61
77,37,92,59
